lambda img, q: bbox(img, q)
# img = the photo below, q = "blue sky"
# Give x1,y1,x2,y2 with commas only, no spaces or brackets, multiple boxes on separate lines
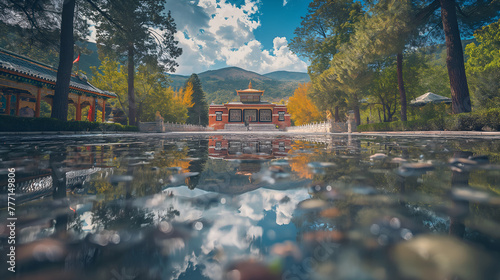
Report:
162,0,313,75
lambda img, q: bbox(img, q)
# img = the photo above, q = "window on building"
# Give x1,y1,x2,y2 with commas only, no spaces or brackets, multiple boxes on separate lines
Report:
229,109,242,122
259,109,272,122
228,141,242,154
279,141,285,152
278,111,285,121
216,111,222,121
244,109,257,122
215,141,222,150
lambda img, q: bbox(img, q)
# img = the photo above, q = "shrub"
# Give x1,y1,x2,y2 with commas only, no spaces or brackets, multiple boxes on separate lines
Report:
0,115,138,132
358,108,500,132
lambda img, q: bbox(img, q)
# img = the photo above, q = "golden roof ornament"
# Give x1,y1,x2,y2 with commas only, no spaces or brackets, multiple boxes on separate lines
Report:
248,81,252,89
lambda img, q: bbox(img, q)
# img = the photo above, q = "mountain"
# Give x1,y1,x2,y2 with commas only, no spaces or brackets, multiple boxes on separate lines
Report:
199,67,272,82
263,71,310,82
170,67,309,104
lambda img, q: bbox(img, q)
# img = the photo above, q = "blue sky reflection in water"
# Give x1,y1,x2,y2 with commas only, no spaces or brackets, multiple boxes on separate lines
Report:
1,134,500,279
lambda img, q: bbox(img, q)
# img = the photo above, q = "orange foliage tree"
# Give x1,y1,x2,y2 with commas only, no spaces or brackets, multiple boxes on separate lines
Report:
288,83,324,125
174,82,195,109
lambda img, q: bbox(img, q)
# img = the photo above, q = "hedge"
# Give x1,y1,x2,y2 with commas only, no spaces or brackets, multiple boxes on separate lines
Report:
0,115,138,132
358,108,500,132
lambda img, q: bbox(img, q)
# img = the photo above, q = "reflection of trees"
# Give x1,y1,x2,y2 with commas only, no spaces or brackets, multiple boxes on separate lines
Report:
186,139,209,189
150,144,191,171
449,152,472,238
289,141,325,179
50,150,69,236
91,201,154,231
289,139,362,184
196,158,263,194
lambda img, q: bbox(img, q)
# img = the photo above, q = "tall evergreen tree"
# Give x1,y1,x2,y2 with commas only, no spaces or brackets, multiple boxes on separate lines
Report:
412,0,500,113
185,74,208,126
88,0,182,126
289,0,364,78
289,0,364,122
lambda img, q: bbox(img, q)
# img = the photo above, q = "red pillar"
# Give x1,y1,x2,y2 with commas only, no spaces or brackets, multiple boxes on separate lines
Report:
15,93,20,116
35,88,41,117
101,99,106,122
5,94,11,115
91,97,96,122
76,95,81,121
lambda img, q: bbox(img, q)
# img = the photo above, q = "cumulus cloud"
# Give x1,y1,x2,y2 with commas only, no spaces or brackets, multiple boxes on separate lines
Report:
221,37,307,73
283,0,288,6
165,0,307,75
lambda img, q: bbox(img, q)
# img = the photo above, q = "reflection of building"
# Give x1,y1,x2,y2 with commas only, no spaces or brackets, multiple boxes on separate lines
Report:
0,48,116,121
209,135,291,160
208,135,291,178
208,81,291,130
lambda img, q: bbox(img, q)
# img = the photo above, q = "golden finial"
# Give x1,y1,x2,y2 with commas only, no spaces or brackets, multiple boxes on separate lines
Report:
248,81,252,89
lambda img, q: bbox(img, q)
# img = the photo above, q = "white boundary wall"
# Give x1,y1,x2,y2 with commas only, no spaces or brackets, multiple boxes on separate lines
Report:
138,120,214,132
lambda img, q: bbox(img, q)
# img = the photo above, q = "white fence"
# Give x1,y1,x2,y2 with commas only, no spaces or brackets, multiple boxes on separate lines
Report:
286,121,352,133
287,121,331,133
138,120,214,133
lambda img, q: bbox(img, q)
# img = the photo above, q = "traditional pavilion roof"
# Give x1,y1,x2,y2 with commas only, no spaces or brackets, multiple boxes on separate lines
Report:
0,48,116,98
236,81,264,95
410,92,451,106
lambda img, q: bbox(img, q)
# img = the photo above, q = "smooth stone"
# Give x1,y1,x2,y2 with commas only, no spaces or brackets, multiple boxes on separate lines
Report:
370,153,387,160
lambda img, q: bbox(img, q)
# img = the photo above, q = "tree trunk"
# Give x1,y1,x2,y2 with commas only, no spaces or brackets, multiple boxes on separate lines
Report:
51,0,75,121
127,44,137,126
334,106,339,122
439,0,471,114
353,94,360,125
397,52,407,121
354,104,360,125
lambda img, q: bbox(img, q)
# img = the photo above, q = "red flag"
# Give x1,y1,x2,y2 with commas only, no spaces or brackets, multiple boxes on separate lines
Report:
73,54,80,64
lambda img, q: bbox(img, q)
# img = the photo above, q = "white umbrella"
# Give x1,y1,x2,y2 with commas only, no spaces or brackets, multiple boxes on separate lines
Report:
410,92,452,106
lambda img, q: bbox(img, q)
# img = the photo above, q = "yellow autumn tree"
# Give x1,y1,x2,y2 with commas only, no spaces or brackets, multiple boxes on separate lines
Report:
174,82,194,108
288,83,323,126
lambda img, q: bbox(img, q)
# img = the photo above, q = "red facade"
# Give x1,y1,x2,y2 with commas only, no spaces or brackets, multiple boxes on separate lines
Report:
208,82,291,130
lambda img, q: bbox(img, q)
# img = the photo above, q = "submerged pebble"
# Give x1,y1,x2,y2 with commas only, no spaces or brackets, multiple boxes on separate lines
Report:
370,153,388,160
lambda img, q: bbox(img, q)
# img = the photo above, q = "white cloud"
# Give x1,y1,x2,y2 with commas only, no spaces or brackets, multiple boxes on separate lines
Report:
283,0,288,6
166,0,307,75
221,37,307,73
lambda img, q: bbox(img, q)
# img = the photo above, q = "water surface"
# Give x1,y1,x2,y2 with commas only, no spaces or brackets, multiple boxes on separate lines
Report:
1,133,500,280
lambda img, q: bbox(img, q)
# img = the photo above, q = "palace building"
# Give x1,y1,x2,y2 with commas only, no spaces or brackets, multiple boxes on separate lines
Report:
208,81,291,130
0,48,116,121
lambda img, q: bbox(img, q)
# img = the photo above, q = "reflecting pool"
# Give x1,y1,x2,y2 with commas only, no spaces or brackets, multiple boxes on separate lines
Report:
1,133,500,280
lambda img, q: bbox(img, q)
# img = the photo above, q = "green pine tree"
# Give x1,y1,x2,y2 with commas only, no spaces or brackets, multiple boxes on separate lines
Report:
87,0,182,126
185,74,208,126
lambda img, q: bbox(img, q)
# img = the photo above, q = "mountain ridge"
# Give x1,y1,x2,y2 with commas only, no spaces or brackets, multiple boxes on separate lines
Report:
169,67,310,104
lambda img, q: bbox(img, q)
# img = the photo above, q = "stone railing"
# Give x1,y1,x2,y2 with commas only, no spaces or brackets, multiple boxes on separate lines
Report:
164,121,214,132
287,111,357,133
138,120,213,133
287,121,333,133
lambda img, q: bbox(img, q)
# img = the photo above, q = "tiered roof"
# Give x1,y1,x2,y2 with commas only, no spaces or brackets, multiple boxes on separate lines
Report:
0,48,116,99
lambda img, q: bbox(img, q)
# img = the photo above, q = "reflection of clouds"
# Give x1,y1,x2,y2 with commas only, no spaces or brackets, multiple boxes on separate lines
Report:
242,189,309,225
80,211,94,232
202,216,258,253
161,186,309,279
171,252,198,280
